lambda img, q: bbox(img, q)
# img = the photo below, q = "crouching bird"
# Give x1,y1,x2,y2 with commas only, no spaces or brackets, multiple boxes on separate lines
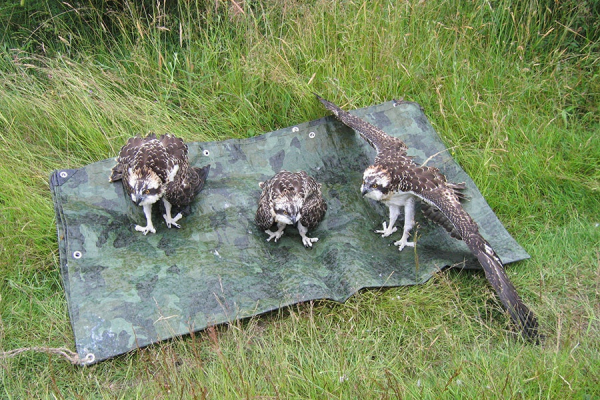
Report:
255,170,327,248
109,133,210,235
316,94,540,342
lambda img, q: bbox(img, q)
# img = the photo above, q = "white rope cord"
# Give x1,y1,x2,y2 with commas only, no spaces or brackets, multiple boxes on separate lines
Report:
0,347,95,365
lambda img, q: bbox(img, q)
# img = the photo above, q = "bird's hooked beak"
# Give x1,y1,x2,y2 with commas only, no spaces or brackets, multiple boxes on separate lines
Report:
291,213,300,225
361,185,368,197
133,193,144,206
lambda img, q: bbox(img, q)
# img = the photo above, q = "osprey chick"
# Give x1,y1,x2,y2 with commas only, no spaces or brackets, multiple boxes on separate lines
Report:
316,94,540,342
109,133,210,235
255,170,327,248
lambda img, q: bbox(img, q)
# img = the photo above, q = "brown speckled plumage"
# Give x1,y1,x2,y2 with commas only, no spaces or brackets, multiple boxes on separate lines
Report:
256,170,327,247
110,133,210,234
317,94,540,342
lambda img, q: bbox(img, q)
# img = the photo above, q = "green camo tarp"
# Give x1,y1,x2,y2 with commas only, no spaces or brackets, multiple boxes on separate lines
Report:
50,101,529,365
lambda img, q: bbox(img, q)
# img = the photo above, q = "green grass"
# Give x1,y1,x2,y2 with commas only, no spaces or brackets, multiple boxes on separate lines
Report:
1,0,599,398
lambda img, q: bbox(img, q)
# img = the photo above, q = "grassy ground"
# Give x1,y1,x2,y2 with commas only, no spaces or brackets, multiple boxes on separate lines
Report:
1,0,599,398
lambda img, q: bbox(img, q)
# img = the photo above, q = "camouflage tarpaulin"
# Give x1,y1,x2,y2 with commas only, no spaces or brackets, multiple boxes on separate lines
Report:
50,101,530,365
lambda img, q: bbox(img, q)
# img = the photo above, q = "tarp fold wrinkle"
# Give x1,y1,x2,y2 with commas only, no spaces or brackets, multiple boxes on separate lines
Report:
50,101,529,364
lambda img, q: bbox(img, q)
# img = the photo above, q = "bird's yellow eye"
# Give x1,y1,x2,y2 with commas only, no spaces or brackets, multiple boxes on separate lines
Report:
372,184,378,188
144,189,150,194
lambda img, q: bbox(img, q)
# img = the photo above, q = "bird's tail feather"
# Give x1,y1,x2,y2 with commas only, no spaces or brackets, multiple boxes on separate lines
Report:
195,164,211,182
463,234,541,343
191,164,211,195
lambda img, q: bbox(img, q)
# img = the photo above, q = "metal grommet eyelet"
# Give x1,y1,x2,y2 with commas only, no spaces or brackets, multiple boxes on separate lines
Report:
73,251,82,259
308,132,316,138
203,149,210,156
292,126,299,132
59,171,68,178
83,353,95,363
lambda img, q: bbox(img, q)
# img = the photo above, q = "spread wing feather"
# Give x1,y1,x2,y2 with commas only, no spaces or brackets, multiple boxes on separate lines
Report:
416,187,540,342
316,94,407,155
421,182,466,239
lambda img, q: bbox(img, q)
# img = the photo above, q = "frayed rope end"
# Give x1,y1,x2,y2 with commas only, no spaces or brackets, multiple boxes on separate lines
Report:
1,347,95,365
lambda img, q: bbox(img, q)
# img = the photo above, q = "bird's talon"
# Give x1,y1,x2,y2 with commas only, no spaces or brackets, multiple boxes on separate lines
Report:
375,222,397,237
172,213,183,222
163,214,182,229
265,229,284,243
394,240,415,252
135,225,156,235
302,237,319,248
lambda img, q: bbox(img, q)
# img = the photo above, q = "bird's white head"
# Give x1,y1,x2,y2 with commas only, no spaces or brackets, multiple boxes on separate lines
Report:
129,167,164,206
272,195,302,225
361,165,392,201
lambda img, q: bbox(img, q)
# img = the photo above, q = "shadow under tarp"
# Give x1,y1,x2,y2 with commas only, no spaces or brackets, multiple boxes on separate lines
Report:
50,101,529,365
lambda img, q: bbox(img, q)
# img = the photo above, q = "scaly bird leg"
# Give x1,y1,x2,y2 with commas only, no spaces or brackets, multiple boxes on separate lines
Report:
162,198,183,228
297,222,319,248
376,204,400,237
265,222,287,242
393,196,415,251
135,203,156,235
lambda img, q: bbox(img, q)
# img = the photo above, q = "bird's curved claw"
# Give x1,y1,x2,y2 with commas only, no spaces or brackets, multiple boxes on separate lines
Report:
135,225,156,235
163,212,183,229
375,221,397,238
393,239,415,252
265,229,284,242
301,236,319,248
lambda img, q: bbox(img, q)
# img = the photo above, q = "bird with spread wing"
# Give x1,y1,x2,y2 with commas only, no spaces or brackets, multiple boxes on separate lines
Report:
316,95,540,342
110,133,210,235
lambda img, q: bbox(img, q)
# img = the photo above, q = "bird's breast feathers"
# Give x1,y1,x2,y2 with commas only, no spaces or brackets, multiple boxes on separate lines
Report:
381,191,415,206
